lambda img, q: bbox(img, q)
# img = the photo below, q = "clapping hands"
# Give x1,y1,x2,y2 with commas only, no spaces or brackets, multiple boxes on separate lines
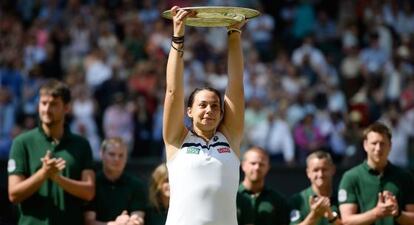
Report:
40,150,66,180
309,195,332,218
110,211,144,225
374,191,399,219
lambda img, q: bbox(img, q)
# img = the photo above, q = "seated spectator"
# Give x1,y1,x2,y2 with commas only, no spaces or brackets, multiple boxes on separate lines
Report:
292,34,328,79
379,102,411,168
84,137,146,225
0,88,16,158
246,3,275,61
340,44,363,100
359,32,388,76
145,163,169,225
327,111,347,163
314,9,338,46
70,84,100,159
103,93,134,152
294,111,326,163
248,108,295,165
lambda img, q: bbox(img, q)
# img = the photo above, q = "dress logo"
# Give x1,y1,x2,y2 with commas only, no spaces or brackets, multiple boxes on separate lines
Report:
187,147,200,154
217,147,230,153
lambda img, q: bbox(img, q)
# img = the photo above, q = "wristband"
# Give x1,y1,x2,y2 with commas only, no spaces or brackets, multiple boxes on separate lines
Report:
172,35,184,44
227,28,242,35
171,43,184,57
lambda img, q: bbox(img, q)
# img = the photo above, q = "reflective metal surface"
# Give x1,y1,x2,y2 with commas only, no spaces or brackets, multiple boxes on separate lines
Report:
162,6,260,27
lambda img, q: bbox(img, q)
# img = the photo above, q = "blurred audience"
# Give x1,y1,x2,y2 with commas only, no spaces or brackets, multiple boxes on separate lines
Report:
0,0,413,168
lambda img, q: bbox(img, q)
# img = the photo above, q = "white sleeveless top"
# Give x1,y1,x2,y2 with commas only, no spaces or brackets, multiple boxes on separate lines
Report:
166,131,240,225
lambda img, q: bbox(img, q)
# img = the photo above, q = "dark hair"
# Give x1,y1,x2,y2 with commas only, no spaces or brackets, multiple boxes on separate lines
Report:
186,87,223,109
363,122,392,141
39,79,71,104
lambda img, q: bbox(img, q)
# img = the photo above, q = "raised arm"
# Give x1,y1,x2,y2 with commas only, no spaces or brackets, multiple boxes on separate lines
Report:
163,6,190,158
220,22,246,156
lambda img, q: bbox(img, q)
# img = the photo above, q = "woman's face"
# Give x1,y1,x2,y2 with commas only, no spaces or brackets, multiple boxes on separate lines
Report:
187,90,222,131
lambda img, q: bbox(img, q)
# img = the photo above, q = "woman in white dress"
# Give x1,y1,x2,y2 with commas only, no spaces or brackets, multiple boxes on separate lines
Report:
163,6,246,225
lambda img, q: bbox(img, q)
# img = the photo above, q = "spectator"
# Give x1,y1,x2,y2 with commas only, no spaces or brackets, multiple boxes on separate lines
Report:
130,94,154,157
395,1,414,36
248,109,295,165
237,147,290,225
21,66,45,115
340,44,363,100
246,3,275,61
0,88,16,158
145,163,169,225
294,111,326,163
359,32,388,76
84,47,112,90
291,1,316,41
70,84,100,159
314,10,337,44
379,103,411,168
103,92,134,152
84,137,146,225
8,79,95,225
292,35,328,84
326,112,348,163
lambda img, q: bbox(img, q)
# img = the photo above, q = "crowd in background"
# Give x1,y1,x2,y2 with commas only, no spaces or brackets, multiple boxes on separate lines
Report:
1,0,414,168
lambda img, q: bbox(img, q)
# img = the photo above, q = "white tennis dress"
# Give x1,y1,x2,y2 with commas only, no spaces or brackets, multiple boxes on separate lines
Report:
166,131,240,225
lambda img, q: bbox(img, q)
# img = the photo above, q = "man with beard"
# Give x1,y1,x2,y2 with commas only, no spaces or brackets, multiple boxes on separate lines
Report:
237,147,290,225
289,151,342,225
8,79,95,225
338,122,414,225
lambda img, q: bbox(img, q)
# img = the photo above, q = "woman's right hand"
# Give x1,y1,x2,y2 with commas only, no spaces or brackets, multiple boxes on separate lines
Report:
171,6,193,37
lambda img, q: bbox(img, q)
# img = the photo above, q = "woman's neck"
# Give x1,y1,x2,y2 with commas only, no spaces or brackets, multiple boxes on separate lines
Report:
192,126,215,142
